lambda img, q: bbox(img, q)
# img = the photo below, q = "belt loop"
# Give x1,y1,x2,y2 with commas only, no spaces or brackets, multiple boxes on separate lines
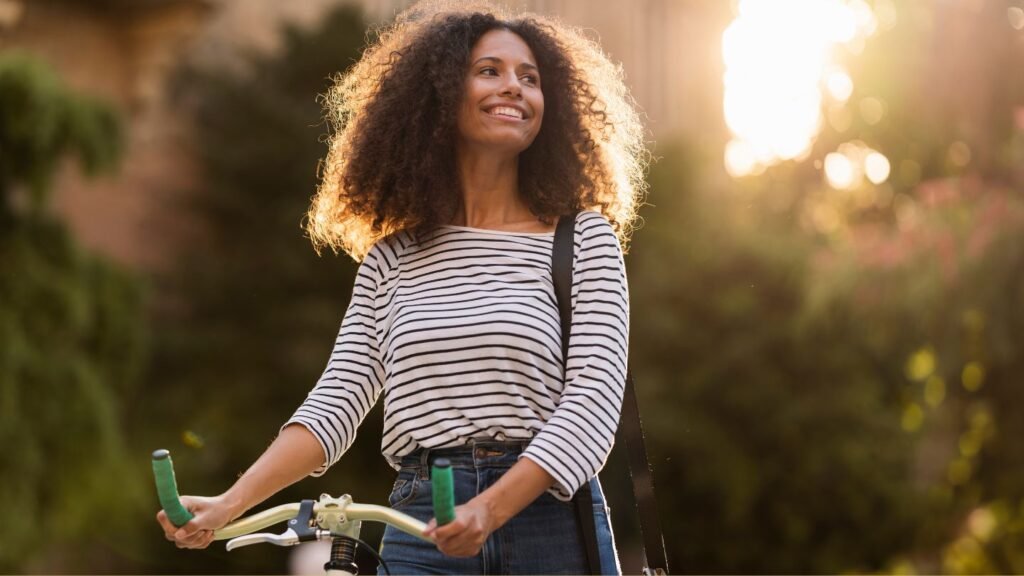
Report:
419,447,430,480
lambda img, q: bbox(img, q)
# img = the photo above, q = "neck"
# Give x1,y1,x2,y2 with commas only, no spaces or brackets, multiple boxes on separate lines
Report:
454,144,529,227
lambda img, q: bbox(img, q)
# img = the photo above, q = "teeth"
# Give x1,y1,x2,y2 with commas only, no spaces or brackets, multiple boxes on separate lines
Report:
488,106,523,119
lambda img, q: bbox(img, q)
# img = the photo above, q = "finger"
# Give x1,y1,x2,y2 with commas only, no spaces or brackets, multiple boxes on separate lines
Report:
433,521,464,539
174,520,202,540
188,530,215,549
422,518,437,538
181,529,210,548
441,542,479,558
175,528,202,547
156,510,174,536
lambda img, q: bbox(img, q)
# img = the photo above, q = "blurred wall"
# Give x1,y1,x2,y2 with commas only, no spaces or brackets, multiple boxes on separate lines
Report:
0,0,210,272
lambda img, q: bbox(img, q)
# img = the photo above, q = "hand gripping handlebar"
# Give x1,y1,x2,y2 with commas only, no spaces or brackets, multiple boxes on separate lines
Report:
151,449,457,543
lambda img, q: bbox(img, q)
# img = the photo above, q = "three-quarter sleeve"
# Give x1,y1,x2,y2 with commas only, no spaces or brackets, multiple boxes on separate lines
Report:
283,244,387,476
522,212,629,500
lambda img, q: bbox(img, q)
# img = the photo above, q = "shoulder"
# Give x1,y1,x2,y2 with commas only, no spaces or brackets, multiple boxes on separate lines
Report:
573,210,620,250
361,231,412,280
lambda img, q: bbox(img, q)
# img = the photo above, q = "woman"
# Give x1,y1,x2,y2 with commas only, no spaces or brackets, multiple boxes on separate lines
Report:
157,1,647,573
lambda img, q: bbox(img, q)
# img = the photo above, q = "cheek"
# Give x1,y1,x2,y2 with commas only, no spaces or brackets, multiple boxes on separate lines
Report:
531,100,545,132
456,100,479,132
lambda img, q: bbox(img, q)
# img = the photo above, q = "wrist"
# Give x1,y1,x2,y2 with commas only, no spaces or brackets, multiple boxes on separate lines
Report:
220,488,249,522
469,493,505,533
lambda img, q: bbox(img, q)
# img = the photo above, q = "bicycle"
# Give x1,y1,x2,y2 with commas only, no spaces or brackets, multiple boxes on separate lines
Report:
152,449,456,576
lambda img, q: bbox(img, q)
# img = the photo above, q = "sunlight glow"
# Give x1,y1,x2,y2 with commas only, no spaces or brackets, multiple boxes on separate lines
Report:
823,141,890,190
864,151,891,184
723,0,877,176
824,152,857,190
826,69,854,102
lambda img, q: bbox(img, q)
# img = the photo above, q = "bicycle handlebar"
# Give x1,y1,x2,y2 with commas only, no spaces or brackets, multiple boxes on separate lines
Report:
151,449,456,544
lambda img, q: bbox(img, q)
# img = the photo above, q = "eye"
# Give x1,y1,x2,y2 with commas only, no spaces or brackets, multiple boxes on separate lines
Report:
480,67,498,76
521,74,539,85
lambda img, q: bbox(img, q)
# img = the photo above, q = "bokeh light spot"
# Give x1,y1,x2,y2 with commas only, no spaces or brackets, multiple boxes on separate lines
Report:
962,362,985,391
826,69,854,102
827,105,853,133
967,507,997,542
901,403,924,432
811,202,841,233
948,141,972,168
924,375,945,407
859,97,885,125
865,151,891,184
959,432,982,458
825,152,857,189
182,429,205,449
725,138,760,177
905,347,936,381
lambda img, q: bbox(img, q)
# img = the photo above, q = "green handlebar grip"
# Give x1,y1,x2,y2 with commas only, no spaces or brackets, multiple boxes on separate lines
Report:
152,449,194,527
431,458,456,526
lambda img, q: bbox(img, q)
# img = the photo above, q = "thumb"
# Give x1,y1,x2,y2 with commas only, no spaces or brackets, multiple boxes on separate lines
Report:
174,518,203,539
176,496,214,530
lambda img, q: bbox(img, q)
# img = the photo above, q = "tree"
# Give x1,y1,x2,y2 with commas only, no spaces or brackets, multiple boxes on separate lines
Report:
0,53,147,572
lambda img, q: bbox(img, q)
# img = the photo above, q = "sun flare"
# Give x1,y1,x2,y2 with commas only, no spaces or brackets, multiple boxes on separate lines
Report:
723,0,878,178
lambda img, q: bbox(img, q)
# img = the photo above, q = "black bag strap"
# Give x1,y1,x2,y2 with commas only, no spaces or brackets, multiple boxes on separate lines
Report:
553,212,602,575
552,212,670,575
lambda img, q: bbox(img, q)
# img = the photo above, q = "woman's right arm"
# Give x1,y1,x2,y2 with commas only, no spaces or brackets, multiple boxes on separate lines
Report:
158,241,390,549
155,423,324,549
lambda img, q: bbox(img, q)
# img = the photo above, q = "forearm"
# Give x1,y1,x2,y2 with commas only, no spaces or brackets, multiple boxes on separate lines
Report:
221,424,325,519
470,457,556,530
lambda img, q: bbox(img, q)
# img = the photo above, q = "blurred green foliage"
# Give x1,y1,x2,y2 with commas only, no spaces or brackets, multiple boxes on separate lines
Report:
626,3,1024,572
0,54,146,571
630,146,926,572
0,52,122,217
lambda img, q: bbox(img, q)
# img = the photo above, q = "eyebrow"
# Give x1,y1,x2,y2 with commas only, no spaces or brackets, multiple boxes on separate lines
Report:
472,56,539,73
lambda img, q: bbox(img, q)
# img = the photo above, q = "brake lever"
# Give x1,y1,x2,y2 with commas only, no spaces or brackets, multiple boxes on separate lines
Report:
226,528,301,551
225,499,320,552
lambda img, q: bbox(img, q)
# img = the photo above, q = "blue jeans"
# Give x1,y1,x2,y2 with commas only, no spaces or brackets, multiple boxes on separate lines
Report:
377,439,621,575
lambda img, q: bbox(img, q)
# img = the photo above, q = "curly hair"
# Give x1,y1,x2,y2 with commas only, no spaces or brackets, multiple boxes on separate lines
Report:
306,0,649,260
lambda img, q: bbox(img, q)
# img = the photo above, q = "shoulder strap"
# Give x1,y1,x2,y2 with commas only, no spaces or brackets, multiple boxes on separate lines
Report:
553,212,577,366
552,212,602,574
552,212,670,575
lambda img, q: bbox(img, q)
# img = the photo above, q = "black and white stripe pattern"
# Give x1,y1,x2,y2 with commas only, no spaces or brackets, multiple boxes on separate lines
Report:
285,210,628,500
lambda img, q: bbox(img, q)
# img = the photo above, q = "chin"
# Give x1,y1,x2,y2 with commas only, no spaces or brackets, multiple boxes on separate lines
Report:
477,137,533,155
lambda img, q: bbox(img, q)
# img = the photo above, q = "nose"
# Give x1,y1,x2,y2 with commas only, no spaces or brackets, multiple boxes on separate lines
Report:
499,74,523,98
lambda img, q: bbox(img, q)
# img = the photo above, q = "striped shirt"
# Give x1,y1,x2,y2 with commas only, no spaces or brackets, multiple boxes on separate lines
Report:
285,210,629,500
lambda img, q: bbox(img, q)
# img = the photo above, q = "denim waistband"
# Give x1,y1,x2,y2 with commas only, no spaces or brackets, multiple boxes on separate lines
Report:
398,438,532,472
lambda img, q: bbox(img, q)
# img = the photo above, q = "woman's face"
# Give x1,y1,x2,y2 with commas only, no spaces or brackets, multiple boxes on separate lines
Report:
456,29,544,155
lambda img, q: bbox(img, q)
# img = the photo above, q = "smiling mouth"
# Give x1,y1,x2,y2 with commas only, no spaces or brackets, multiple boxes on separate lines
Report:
485,106,525,120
